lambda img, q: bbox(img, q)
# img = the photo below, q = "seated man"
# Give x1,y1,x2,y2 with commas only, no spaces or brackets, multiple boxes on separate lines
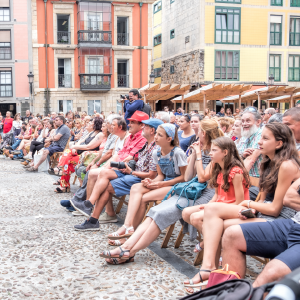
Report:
283,107,300,151
73,118,163,230
26,116,70,172
70,111,149,223
222,177,300,287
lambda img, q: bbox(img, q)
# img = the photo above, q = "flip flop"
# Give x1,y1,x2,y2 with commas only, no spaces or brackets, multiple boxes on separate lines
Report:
107,225,134,240
106,256,135,265
184,269,214,288
108,238,127,246
99,246,130,259
184,287,202,295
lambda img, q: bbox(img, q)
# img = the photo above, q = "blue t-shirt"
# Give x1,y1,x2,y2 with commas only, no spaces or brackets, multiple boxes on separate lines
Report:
178,131,195,152
124,100,144,125
174,112,183,116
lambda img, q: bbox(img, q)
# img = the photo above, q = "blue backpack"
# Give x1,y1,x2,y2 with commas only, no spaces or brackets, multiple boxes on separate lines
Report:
163,177,207,211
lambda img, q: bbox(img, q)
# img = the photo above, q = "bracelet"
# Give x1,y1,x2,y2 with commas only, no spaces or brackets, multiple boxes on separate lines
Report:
248,200,251,208
196,158,202,161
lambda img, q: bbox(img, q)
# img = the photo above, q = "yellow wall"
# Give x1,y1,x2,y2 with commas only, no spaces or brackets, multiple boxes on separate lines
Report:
153,10,162,27
153,60,161,69
154,77,161,84
241,8,268,46
242,0,268,5
204,47,215,81
154,44,162,60
153,26,162,36
205,6,214,44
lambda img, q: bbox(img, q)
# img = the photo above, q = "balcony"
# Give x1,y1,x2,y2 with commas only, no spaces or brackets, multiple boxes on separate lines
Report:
80,74,111,91
117,75,129,88
57,31,71,44
58,74,72,88
78,31,112,45
117,33,129,46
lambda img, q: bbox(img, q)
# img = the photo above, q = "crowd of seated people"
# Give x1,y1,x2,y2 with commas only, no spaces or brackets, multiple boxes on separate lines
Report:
1,102,300,296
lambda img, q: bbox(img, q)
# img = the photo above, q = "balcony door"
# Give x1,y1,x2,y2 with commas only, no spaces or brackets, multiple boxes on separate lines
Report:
58,100,73,114
117,17,128,45
57,15,70,44
58,58,72,88
117,60,128,87
88,57,103,85
87,13,102,41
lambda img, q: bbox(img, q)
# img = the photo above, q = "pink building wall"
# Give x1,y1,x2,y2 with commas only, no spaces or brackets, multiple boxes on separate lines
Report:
15,63,29,98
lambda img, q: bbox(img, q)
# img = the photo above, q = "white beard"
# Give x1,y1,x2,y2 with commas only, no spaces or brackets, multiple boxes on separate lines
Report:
241,125,259,139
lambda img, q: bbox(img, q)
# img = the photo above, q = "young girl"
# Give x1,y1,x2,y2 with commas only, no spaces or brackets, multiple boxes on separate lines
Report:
100,123,187,259
182,137,250,255
178,114,195,152
186,114,202,156
184,123,300,294
102,120,223,260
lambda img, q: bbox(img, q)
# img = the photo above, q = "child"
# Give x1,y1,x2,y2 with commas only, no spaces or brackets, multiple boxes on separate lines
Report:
183,136,250,256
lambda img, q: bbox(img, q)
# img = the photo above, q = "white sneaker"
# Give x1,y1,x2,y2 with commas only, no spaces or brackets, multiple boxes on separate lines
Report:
72,211,83,216
23,153,33,160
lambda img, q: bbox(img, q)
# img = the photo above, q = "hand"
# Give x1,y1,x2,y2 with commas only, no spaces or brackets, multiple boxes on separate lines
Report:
146,181,163,190
238,208,256,220
239,200,250,208
190,141,202,155
243,148,255,158
141,178,152,187
198,204,206,210
122,157,132,163
86,163,93,171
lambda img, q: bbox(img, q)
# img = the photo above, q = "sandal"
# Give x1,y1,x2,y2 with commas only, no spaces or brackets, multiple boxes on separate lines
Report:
55,187,70,193
108,238,127,246
107,225,134,240
184,269,214,288
184,287,202,295
53,179,61,185
106,256,135,265
194,242,203,253
99,246,130,259
48,168,63,177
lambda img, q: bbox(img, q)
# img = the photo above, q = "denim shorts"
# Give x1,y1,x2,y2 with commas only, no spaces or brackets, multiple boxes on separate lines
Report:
110,170,141,197
240,219,300,271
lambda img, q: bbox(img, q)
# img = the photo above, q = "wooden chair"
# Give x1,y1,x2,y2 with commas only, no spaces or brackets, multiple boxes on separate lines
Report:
49,137,71,168
114,194,128,214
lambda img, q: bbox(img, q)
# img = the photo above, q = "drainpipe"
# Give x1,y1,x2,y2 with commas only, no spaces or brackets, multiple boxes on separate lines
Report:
44,0,50,115
139,2,143,88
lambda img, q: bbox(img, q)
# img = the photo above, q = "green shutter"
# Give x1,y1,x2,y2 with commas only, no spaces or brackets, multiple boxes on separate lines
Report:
215,0,241,3
269,54,281,82
215,7,240,44
153,34,162,46
290,18,300,46
288,55,300,81
214,50,240,81
291,0,300,7
270,22,282,45
271,0,282,6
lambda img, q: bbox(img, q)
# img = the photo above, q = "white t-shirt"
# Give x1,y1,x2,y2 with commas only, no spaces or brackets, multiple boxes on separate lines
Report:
13,120,22,129
113,132,130,155
152,147,187,175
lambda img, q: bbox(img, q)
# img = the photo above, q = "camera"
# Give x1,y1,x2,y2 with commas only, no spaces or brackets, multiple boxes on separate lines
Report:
110,160,136,171
120,94,129,100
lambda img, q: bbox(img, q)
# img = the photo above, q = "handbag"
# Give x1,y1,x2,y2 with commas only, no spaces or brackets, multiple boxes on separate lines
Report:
206,264,241,289
162,177,207,211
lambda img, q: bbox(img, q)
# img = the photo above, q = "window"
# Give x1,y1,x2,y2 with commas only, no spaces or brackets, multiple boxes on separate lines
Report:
170,0,175,3
58,100,73,114
117,59,128,88
269,54,281,82
117,17,129,46
88,100,101,115
153,34,162,46
57,14,70,44
270,16,282,45
290,17,300,46
153,1,162,13
271,0,282,5
0,68,12,97
0,30,10,59
215,7,240,44
170,65,175,74
215,50,239,80
170,29,175,39
288,55,300,81
215,0,241,3
291,0,300,7
154,68,161,78
58,58,72,88
0,0,10,21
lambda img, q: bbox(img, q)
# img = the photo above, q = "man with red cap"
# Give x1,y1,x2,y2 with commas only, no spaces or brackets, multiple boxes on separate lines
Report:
70,111,151,226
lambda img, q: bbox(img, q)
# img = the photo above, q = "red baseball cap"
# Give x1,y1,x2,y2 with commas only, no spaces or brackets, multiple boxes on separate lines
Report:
127,111,149,122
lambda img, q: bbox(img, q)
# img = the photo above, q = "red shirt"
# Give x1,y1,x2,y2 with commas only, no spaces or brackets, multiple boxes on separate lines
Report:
3,118,13,133
118,130,146,161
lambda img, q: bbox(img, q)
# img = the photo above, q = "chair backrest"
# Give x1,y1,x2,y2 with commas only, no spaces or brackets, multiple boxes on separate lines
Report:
64,136,71,151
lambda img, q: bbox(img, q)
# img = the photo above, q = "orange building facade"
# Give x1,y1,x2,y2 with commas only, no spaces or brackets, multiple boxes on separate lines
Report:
32,0,154,115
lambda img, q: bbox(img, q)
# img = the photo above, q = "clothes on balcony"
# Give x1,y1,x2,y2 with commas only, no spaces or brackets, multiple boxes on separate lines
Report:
124,99,144,125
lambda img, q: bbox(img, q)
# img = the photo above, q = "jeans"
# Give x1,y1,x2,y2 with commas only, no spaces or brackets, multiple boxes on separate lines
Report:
13,149,23,159
60,200,75,212
11,139,21,150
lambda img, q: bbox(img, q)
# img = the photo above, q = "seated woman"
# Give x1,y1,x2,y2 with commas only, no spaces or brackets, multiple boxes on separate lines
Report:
178,114,195,152
69,119,83,146
106,119,223,250
182,137,250,256
99,123,188,262
184,122,300,294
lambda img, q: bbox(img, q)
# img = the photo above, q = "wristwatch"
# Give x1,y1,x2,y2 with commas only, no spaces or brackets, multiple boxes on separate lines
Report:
130,170,133,175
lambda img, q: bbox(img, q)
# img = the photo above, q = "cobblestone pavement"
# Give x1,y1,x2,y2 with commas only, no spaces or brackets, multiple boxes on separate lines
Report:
0,157,264,299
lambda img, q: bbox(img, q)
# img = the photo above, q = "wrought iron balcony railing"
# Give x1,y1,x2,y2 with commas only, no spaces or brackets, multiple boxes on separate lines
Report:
80,74,111,91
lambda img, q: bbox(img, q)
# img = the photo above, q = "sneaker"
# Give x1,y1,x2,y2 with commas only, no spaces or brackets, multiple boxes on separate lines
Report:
74,219,100,231
98,212,118,224
11,150,21,155
70,199,92,217
23,153,33,160
72,211,83,216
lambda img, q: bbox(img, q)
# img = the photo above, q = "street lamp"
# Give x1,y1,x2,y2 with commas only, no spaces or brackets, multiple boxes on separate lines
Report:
149,72,155,84
268,74,274,86
27,72,34,95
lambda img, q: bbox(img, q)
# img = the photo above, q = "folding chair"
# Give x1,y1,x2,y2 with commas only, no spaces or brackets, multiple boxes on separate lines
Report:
50,137,71,168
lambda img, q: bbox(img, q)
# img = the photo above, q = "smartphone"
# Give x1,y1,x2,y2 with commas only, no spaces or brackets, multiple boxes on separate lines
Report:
240,208,256,218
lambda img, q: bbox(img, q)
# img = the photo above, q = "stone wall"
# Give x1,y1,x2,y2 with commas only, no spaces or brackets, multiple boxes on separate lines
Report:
161,49,204,84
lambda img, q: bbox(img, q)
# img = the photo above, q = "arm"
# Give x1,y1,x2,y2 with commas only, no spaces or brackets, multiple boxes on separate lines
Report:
232,173,246,205
244,149,261,172
283,178,300,211
72,133,104,151
185,153,197,181
96,149,113,166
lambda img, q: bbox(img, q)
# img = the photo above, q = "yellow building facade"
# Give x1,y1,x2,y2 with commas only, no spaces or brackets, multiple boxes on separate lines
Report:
204,0,300,87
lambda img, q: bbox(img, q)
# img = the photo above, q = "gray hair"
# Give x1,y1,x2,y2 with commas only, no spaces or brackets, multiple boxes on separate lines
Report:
157,111,170,123
265,108,276,115
111,116,127,131
242,110,261,121
283,107,300,122
268,113,283,123
106,114,120,124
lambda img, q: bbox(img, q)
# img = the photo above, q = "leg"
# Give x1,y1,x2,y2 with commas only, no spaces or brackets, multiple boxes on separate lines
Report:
182,205,203,224
86,168,102,200
34,149,49,169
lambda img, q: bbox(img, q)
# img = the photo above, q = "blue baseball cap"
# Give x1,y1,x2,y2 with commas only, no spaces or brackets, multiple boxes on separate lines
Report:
142,118,164,130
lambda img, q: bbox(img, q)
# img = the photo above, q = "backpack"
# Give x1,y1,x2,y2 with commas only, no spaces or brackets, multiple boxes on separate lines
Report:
179,279,276,300
142,102,151,116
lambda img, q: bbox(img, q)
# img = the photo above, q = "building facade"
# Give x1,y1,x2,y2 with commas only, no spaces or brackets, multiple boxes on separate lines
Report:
0,0,33,116
32,0,154,115
152,0,300,112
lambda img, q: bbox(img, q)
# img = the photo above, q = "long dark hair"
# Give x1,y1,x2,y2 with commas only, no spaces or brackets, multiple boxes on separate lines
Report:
209,136,250,192
259,123,300,193
93,117,103,132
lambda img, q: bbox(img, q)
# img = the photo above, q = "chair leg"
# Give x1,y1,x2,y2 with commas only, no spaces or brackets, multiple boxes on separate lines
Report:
115,195,126,214
194,249,204,266
72,175,77,185
161,223,175,248
174,225,185,248
142,201,154,222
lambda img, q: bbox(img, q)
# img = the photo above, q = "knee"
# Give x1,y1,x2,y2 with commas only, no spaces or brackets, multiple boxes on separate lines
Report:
131,183,142,193
88,170,98,180
182,208,191,222
222,226,243,250
203,203,218,217
190,212,202,226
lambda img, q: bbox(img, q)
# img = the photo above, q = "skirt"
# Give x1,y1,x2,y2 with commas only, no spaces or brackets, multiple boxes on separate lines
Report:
146,187,215,240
